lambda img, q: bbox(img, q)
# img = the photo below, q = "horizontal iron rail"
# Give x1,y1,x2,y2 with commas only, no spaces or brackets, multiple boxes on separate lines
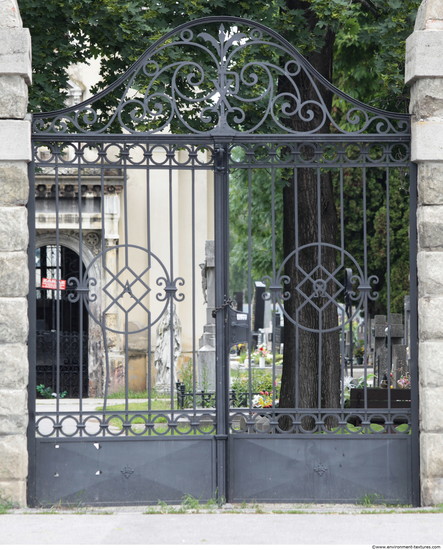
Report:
31,133,411,144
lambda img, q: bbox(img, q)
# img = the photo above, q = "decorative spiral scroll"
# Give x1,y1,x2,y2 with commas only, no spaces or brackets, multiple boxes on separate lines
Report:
262,274,291,302
66,276,97,304
156,276,185,302
32,17,410,138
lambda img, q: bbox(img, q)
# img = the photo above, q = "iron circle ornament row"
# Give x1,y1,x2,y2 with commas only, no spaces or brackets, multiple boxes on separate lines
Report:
35,412,216,437
228,411,411,435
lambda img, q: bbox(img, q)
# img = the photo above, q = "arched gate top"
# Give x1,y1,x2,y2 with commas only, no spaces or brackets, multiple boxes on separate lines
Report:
32,16,410,139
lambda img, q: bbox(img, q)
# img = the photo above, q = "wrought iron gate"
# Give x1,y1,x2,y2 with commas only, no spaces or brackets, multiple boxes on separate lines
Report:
28,16,419,506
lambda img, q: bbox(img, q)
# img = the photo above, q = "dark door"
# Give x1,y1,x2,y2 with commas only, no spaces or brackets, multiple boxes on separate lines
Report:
36,245,88,398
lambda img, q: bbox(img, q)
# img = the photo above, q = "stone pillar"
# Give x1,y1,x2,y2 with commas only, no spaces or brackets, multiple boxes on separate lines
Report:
0,0,31,506
406,0,443,506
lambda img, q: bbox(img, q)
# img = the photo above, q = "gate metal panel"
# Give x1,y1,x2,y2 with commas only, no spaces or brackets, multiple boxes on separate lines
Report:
35,437,215,505
229,435,411,504
28,16,418,507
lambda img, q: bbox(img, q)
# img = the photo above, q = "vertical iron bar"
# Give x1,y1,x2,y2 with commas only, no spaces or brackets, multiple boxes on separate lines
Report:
339,168,346,407
101,324,111,435
146,148,152,413
191,162,197,414
409,161,420,506
77,143,84,418
363,167,370,414
386,167,392,411
54,151,61,424
123,158,129,422
317,168,322,409
247,165,253,413
294,166,300,409
100,145,109,411
169,160,175,412
27,158,37,506
271,165,277,408
362,166,369,409
214,142,229,503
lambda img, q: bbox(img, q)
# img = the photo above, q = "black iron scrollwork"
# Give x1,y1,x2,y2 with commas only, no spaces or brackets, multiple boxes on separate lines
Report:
262,275,291,302
313,279,327,298
66,276,97,304
156,276,185,302
32,17,410,138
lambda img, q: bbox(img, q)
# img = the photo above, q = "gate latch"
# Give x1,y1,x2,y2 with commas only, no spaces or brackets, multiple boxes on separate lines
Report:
211,298,235,318
212,298,250,346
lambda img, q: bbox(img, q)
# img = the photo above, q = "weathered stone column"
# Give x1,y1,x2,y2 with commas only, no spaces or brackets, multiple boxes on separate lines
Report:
406,0,443,506
0,0,31,506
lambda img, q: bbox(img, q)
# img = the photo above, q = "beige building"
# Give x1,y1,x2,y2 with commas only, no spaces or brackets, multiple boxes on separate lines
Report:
34,59,215,397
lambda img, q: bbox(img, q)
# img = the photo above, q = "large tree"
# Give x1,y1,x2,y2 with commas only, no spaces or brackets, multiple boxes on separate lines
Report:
20,0,419,113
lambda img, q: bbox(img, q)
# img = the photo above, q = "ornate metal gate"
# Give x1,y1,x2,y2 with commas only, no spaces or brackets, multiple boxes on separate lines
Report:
28,17,419,506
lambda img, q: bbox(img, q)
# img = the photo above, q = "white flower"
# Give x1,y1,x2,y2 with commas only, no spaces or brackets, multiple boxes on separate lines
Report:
344,376,357,390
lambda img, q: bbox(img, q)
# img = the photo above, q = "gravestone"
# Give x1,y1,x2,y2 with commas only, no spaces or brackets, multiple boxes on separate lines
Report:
252,281,265,346
392,344,408,388
373,313,407,387
253,281,265,331
197,240,216,391
373,315,388,385
404,295,410,351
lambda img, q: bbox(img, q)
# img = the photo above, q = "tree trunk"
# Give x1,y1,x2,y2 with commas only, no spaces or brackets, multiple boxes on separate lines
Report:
279,2,340,419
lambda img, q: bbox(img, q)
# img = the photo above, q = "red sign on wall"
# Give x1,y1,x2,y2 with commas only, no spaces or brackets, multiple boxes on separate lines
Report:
41,278,67,290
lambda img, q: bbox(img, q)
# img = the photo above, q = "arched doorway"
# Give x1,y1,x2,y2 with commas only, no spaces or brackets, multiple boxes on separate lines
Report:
35,244,88,397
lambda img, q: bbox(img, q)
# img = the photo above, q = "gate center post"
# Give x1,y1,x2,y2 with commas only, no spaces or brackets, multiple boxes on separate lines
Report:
213,142,230,503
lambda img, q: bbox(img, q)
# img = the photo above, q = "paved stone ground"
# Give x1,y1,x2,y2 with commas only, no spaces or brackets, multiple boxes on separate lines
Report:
1,503,442,546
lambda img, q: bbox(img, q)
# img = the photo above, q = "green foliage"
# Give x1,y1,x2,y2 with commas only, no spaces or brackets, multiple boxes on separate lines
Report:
96,400,169,413
229,147,286,294
20,0,421,115
36,385,67,399
144,494,220,513
0,497,13,514
107,390,151,399
334,166,410,314
333,0,420,112
231,368,280,397
358,493,383,506
178,358,194,391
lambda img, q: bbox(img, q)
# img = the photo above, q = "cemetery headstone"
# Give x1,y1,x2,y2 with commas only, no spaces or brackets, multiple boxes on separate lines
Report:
197,240,216,391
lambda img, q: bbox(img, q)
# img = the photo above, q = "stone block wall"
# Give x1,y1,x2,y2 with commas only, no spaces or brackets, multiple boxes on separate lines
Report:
0,0,31,506
406,0,443,506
